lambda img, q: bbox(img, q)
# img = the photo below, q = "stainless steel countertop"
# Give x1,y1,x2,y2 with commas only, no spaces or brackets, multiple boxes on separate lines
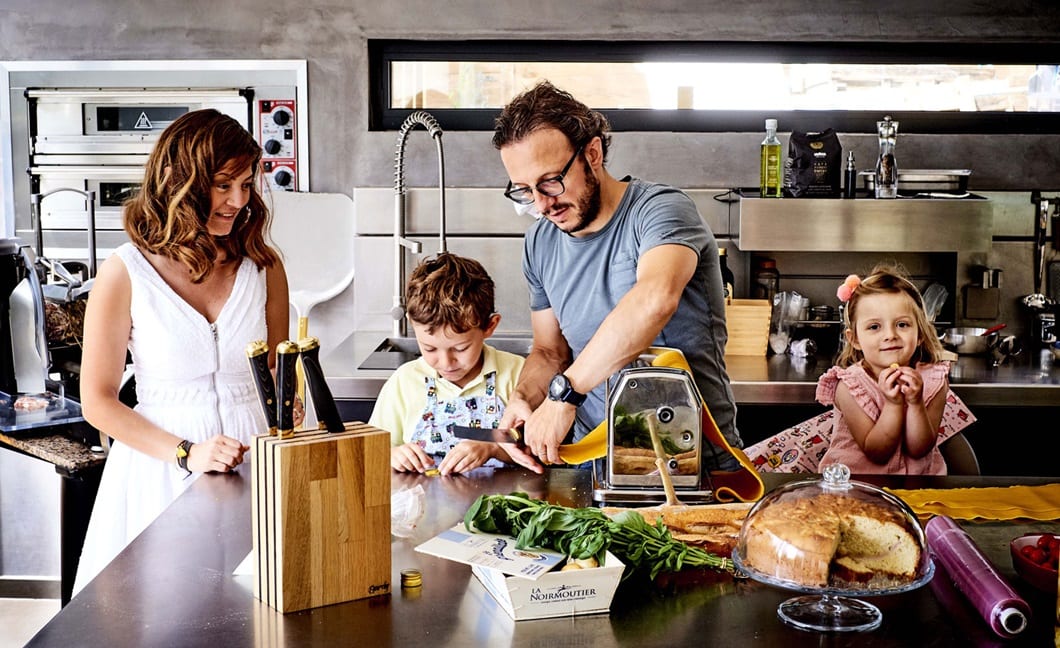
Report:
321,331,1060,407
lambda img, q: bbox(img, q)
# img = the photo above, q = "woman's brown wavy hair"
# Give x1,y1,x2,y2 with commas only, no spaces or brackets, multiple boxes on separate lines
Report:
123,109,279,282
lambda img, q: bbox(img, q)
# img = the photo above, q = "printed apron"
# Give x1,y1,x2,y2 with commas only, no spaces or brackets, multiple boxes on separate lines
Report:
411,371,504,456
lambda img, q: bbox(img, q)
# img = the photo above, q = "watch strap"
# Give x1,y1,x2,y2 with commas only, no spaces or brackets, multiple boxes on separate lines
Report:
176,439,193,474
550,373,587,407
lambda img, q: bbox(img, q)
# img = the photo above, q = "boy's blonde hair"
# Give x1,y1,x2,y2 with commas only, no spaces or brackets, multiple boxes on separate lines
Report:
838,263,945,368
406,253,495,334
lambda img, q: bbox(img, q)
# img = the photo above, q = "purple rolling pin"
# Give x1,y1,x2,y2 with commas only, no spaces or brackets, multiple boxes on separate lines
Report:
925,515,1031,638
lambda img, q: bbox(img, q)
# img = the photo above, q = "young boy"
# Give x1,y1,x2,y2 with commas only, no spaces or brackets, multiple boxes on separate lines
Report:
368,253,525,475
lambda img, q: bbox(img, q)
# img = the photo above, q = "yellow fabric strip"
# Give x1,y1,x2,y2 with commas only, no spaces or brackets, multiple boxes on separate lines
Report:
886,483,1060,521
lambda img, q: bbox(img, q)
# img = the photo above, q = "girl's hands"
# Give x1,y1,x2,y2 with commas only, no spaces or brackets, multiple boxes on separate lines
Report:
895,366,925,404
878,364,904,404
187,435,249,473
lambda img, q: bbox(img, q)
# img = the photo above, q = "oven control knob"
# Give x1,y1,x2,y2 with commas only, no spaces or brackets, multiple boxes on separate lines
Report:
264,139,282,155
273,169,293,187
271,109,291,126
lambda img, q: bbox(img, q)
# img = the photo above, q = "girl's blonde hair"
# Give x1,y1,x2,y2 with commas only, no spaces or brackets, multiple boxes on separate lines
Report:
124,109,279,283
837,263,945,368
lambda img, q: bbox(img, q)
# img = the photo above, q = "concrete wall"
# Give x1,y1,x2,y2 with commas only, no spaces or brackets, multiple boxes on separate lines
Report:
2,1,1060,194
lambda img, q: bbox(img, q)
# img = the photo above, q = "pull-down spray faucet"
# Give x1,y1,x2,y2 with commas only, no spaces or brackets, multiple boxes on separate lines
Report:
392,110,447,337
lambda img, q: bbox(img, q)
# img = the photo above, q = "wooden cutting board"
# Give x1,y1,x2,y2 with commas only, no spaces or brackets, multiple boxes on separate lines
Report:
252,421,391,613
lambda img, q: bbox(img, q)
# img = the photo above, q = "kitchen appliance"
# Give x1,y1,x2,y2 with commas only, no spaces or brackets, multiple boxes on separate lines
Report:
3,62,307,269
0,238,48,395
590,348,764,506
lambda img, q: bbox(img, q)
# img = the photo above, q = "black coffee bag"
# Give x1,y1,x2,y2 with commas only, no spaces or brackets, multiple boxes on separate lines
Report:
784,129,842,197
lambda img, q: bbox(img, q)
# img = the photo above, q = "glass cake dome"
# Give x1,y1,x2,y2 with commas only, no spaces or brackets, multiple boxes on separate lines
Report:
731,464,934,632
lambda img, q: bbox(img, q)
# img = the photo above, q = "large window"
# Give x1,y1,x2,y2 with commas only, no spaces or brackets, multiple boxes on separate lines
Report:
369,40,1060,133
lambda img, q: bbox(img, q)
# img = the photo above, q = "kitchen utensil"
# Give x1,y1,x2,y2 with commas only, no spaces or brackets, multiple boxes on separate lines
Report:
245,340,278,434
297,336,344,432
449,424,523,445
940,327,995,355
269,192,357,393
990,335,1023,367
252,420,391,613
275,340,299,437
732,464,934,633
981,323,1007,336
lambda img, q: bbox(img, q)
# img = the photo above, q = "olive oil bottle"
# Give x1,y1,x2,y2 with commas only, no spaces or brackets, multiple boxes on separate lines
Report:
760,119,783,198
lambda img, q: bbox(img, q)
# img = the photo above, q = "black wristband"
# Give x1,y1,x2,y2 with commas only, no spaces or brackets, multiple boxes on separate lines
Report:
176,439,193,474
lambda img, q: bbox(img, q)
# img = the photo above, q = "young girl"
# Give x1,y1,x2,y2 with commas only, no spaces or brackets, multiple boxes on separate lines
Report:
816,264,950,474
369,253,525,476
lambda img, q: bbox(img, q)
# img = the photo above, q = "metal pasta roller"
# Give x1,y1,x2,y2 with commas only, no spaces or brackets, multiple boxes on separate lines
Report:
593,350,714,505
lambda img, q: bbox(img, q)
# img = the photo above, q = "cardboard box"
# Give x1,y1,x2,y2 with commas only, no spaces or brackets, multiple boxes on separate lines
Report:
415,524,624,621
471,551,624,621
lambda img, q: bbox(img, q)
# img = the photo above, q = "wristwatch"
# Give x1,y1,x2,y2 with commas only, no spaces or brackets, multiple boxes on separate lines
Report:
176,439,193,474
547,373,586,407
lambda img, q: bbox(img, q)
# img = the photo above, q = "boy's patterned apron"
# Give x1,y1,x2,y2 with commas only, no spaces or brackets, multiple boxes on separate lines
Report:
411,371,504,456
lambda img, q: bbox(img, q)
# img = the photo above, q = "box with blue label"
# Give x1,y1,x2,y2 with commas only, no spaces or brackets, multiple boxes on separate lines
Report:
415,524,624,620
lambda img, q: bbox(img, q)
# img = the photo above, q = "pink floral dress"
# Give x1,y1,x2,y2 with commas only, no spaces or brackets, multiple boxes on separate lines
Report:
815,361,950,475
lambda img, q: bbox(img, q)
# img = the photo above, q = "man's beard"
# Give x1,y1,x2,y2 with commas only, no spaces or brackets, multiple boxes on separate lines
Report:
548,160,601,235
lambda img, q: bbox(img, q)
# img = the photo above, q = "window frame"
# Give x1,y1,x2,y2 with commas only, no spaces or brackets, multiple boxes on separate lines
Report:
369,39,1060,134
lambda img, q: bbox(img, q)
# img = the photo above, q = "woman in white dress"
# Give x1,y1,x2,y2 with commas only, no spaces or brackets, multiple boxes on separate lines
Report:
73,109,292,595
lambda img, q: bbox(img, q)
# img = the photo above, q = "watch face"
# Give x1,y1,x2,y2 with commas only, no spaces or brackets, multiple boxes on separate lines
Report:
549,374,567,399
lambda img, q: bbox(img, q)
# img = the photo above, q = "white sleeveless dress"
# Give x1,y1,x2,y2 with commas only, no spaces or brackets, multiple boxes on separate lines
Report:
73,243,268,594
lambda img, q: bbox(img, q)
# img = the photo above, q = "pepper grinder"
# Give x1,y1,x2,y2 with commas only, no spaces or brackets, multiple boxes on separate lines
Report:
875,116,899,199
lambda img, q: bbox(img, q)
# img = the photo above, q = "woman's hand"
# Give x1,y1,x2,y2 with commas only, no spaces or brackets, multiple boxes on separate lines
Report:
391,442,436,473
187,434,249,473
437,440,498,475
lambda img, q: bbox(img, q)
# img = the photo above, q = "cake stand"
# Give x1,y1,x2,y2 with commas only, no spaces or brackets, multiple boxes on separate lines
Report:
731,464,935,633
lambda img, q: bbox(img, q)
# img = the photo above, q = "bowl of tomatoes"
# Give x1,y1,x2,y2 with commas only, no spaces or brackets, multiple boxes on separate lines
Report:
1010,533,1059,593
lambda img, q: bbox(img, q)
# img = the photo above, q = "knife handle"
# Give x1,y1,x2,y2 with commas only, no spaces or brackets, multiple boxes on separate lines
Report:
245,340,278,435
297,336,345,432
275,340,299,438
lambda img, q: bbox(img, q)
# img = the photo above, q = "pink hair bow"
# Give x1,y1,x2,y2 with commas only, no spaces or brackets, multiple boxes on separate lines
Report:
837,274,860,302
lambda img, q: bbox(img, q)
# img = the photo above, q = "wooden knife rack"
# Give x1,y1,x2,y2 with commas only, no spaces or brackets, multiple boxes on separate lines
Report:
252,421,391,613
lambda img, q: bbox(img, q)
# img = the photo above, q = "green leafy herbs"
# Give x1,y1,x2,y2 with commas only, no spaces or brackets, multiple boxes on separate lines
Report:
463,492,733,580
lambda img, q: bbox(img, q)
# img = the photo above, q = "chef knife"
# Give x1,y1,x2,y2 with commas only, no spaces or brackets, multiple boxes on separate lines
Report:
296,336,345,432
245,340,278,435
275,340,299,438
449,424,524,446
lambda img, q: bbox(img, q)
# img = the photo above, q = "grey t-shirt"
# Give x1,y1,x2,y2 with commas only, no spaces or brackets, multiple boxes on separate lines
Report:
523,177,742,451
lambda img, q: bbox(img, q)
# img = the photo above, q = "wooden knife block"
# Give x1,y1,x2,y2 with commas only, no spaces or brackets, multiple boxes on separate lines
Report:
252,421,391,613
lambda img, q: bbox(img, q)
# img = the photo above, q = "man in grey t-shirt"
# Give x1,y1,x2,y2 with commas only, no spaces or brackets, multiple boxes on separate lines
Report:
493,81,741,474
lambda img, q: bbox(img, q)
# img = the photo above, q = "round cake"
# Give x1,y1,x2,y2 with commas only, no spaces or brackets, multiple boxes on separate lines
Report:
741,492,921,588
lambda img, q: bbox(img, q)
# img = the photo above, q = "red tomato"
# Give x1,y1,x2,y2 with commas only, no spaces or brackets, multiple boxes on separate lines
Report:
1048,537,1060,558
1036,534,1054,550
1021,545,1037,559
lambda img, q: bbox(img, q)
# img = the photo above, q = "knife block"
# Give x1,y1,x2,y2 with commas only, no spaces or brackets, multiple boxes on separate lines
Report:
252,421,391,613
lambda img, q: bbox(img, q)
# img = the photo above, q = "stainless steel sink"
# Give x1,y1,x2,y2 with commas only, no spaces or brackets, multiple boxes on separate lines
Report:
358,336,533,371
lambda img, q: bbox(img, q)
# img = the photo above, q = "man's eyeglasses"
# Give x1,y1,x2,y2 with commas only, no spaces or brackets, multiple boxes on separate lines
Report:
504,146,584,206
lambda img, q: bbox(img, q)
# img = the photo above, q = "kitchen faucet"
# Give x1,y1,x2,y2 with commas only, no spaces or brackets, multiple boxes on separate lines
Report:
392,110,447,337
